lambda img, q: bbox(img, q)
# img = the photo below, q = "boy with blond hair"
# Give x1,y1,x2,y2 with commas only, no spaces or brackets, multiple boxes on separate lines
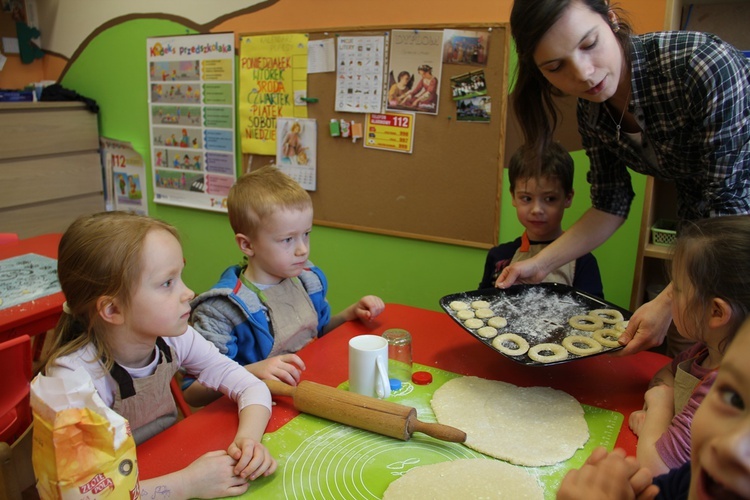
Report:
185,166,384,406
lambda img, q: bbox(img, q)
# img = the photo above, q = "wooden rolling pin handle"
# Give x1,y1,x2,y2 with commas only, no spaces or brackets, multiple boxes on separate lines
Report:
408,418,467,443
265,379,296,397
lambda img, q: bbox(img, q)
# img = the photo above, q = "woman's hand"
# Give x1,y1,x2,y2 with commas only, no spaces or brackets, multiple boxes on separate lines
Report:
616,284,673,356
494,257,548,288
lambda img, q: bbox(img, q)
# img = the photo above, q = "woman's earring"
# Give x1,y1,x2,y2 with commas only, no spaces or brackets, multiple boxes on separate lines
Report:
611,22,620,33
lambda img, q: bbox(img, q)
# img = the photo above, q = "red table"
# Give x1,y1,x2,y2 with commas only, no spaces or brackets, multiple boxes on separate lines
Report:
0,234,64,344
137,303,670,479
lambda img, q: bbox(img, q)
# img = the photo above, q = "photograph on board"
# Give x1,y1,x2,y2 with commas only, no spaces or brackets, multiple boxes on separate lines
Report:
442,29,489,65
450,70,487,101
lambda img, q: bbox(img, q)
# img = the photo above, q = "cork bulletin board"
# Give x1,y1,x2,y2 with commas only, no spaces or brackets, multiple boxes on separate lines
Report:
242,24,510,249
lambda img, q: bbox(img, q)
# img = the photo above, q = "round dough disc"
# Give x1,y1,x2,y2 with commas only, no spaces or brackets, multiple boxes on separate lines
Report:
470,300,490,310
487,316,508,328
449,300,469,311
431,376,589,466
463,318,484,329
475,308,494,319
382,458,543,500
456,309,475,320
476,326,498,339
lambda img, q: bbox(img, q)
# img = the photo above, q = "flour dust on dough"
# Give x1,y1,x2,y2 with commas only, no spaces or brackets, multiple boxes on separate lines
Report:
431,376,589,466
382,458,543,500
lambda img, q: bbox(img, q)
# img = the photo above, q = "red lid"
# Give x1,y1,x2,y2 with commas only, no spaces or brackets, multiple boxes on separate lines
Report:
411,371,433,385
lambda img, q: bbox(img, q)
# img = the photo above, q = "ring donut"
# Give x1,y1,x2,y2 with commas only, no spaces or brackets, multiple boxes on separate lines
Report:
568,315,604,331
528,343,569,363
491,333,530,356
614,320,629,332
589,308,624,325
593,328,623,348
562,335,603,356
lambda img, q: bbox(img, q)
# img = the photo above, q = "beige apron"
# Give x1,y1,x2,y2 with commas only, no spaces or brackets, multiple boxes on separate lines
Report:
510,232,576,286
256,277,319,357
110,337,179,445
673,357,703,415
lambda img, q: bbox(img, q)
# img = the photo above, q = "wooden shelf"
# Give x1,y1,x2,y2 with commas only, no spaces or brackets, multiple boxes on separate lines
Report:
643,244,673,260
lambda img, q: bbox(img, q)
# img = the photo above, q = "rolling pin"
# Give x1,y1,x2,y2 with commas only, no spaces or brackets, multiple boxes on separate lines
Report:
265,379,466,443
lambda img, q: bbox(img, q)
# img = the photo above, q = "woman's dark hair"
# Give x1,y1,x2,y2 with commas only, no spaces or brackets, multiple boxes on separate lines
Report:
510,0,632,167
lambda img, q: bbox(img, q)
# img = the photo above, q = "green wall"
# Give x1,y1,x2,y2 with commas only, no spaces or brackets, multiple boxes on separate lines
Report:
61,19,644,314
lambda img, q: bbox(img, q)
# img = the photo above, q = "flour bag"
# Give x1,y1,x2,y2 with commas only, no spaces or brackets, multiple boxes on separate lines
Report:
30,368,140,499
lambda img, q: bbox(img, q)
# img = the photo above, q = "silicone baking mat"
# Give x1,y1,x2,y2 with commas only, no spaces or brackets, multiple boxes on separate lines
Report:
440,284,632,366
237,364,623,500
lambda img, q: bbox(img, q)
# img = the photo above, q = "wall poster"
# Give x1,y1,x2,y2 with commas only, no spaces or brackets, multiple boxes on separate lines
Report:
239,33,309,155
147,32,236,212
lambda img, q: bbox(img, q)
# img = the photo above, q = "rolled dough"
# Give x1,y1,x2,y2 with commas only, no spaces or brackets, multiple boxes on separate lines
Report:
382,458,543,500
431,376,589,466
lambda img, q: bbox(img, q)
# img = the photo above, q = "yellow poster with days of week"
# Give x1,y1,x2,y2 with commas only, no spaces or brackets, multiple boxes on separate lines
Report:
239,33,308,154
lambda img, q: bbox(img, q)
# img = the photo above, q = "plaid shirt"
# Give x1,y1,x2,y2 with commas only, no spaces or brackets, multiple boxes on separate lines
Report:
578,31,750,220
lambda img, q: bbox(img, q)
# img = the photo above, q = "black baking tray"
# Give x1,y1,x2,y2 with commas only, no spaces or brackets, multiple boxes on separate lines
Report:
439,283,631,366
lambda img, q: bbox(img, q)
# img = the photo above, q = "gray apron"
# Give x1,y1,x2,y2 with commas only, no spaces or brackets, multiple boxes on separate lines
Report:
673,356,703,415
110,337,179,445
510,232,576,286
243,276,319,357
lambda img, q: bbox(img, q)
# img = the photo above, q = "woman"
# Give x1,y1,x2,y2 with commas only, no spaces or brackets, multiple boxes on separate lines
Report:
499,0,750,355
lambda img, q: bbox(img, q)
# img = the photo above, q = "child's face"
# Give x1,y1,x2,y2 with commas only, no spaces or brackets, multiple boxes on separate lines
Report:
689,321,750,500
126,229,195,341
245,206,313,285
511,176,572,241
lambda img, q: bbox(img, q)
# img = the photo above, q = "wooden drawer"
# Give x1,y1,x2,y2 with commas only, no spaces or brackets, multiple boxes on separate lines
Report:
0,102,99,161
0,102,104,238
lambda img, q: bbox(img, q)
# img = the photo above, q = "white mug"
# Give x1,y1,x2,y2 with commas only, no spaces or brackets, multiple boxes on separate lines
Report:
348,335,391,399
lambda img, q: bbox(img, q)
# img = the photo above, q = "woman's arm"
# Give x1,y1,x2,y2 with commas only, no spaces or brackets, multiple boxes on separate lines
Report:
496,207,625,287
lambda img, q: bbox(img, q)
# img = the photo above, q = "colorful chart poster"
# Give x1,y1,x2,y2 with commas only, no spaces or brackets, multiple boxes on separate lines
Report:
387,30,444,115
147,33,236,212
363,112,415,154
239,33,308,155
334,35,387,113
276,118,317,191
101,137,149,215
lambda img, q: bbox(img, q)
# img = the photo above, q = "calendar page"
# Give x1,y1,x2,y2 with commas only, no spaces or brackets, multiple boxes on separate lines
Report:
276,118,317,191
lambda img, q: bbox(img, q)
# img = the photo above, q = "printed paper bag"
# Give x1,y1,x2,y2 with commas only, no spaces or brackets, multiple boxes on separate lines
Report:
30,368,140,499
